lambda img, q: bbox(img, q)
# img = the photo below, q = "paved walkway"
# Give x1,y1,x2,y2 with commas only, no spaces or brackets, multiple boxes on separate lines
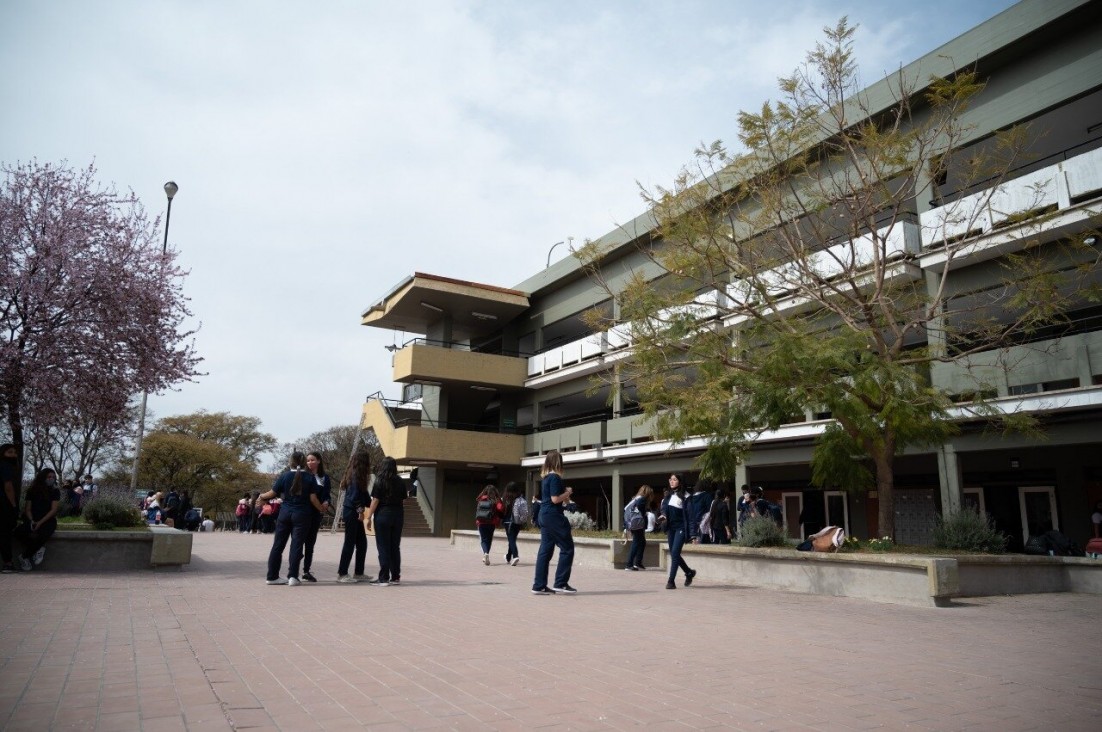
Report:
0,531,1099,731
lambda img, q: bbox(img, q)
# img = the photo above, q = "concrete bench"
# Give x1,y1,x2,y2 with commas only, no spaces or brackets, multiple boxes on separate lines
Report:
20,525,193,570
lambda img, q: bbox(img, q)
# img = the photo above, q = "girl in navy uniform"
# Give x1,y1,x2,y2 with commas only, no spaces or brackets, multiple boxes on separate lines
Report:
364,457,406,586
15,468,61,570
661,473,696,589
301,451,331,582
261,451,323,585
531,449,576,594
337,449,372,583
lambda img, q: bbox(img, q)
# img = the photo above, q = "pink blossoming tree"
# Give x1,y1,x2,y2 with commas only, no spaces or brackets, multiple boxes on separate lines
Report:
0,160,202,470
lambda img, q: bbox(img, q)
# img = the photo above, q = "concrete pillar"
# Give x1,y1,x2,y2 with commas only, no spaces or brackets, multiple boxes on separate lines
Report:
937,444,962,514
610,466,623,531
735,462,748,490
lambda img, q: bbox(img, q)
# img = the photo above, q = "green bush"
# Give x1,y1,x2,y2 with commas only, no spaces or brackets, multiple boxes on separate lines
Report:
736,515,788,548
932,508,1007,553
565,511,596,532
82,494,143,530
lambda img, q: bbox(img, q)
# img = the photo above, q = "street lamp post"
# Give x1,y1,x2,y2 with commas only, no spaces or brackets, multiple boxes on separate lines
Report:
130,181,178,491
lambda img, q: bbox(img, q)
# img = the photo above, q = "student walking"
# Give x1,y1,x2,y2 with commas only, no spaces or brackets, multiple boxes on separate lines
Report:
531,449,576,595
260,451,322,586
301,451,332,583
475,485,505,565
14,468,60,571
336,449,372,583
502,482,526,566
624,485,653,570
661,473,696,589
365,457,406,586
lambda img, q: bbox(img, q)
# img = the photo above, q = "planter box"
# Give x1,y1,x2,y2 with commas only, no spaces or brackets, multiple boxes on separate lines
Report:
21,525,192,570
452,530,1102,607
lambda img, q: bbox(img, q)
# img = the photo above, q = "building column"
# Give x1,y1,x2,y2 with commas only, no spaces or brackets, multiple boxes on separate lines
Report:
610,466,623,531
735,462,748,490
937,444,962,514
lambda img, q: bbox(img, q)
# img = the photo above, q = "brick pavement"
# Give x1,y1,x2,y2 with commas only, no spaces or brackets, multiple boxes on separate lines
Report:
0,531,1099,731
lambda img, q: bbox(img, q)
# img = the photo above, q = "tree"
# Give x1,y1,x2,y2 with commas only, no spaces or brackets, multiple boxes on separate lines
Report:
24,404,137,481
579,20,1100,538
0,160,202,472
156,411,277,468
137,411,275,511
274,424,364,487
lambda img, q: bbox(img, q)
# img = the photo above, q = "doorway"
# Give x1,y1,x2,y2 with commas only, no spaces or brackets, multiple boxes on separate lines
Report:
1018,486,1058,544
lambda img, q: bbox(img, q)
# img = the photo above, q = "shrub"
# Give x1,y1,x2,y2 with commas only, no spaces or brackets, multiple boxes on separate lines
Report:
866,536,895,552
82,491,143,530
565,511,596,532
932,508,1007,553
736,515,788,547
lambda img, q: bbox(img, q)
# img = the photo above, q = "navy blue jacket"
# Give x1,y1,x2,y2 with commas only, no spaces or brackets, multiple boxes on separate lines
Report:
272,469,314,513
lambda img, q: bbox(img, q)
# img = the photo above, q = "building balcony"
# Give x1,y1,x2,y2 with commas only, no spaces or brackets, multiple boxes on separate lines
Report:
361,395,523,469
394,341,527,390
523,412,656,457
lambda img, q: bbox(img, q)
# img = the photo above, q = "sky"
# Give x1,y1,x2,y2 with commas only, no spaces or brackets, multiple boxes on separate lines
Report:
1,0,1019,463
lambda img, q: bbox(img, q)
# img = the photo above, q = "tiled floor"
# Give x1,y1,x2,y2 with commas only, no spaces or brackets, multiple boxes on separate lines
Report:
0,531,1099,730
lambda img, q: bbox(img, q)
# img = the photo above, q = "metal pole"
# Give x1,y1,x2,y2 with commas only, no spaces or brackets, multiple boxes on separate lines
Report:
130,182,178,491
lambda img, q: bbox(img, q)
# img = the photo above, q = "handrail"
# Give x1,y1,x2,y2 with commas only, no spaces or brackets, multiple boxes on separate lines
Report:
395,336,534,358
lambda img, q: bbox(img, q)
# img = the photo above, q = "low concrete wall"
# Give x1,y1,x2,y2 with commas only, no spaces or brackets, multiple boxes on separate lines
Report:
451,530,1102,607
955,555,1102,596
20,526,192,570
677,545,958,608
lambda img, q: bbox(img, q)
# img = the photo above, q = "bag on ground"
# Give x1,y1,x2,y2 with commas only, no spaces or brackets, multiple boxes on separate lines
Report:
810,526,845,552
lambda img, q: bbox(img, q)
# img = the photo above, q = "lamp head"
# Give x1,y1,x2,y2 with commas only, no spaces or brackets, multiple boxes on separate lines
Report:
164,181,179,200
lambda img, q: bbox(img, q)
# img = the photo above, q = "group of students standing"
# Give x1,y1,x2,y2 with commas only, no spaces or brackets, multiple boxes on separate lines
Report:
1,443,61,574
262,449,408,587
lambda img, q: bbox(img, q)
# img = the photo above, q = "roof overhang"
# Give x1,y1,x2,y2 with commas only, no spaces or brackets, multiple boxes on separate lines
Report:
361,272,529,339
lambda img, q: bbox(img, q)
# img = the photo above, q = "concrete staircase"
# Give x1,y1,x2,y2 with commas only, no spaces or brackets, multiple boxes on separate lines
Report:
402,497,433,536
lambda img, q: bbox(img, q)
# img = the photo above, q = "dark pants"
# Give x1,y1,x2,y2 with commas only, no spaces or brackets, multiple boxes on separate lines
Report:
477,524,495,555
504,521,521,561
532,510,573,590
14,520,56,560
374,505,403,582
667,527,692,582
627,528,647,567
266,509,308,581
0,502,15,565
237,514,249,532
338,510,367,576
303,509,323,573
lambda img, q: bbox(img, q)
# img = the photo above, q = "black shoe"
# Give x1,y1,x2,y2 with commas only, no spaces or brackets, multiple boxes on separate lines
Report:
531,586,555,595
301,571,317,583
634,565,646,570
552,584,577,594
685,569,696,587
666,581,676,589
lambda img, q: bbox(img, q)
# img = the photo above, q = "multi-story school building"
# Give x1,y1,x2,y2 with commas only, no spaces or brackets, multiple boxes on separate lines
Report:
360,0,1102,549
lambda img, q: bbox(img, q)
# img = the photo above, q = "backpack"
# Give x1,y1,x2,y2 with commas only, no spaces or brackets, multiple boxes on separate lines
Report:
765,501,783,526
698,510,714,540
511,496,530,526
624,499,646,531
475,498,495,523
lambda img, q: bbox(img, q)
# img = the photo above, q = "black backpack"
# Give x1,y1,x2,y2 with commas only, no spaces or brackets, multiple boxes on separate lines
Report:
475,498,495,522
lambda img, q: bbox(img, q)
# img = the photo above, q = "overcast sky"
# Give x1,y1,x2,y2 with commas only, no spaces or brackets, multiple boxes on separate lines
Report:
1,0,1018,463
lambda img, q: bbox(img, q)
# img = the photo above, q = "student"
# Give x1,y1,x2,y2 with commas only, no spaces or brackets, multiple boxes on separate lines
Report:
687,476,713,544
259,451,322,586
709,485,733,545
661,473,696,589
364,457,406,586
15,468,60,570
236,492,251,533
0,444,21,573
475,484,505,565
502,482,524,566
336,449,372,583
624,485,653,570
531,449,576,595
301,451,332,583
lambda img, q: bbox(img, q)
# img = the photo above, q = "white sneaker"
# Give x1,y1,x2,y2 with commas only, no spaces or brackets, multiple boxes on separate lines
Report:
32,547,45,566
510,557,519,566
483,553,490,565
266,578,288,585
288,577,302,586
337,575,358,584
19,557,32,572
